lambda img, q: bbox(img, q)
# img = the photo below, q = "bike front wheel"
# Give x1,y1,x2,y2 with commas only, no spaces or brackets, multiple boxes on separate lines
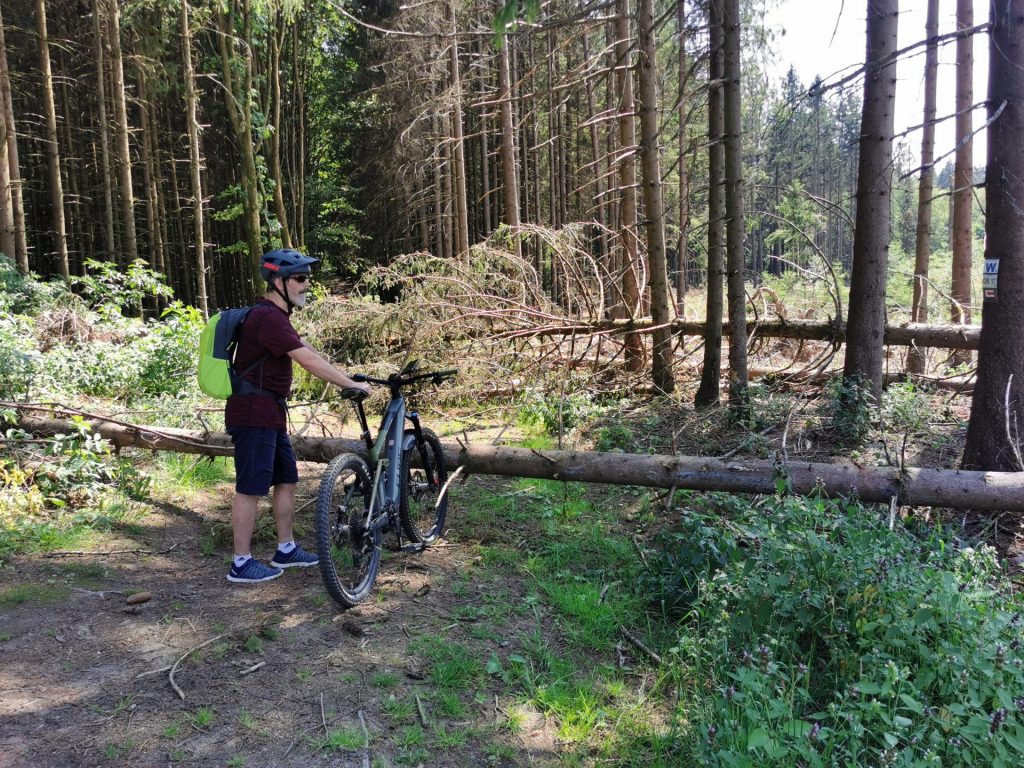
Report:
399,428,448,545
315,453,381,608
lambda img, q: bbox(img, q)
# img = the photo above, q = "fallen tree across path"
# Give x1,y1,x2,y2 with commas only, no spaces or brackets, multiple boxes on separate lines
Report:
13,413,1024,512
516,318,981,350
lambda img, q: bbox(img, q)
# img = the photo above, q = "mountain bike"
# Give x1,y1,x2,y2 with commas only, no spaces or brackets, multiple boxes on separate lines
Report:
315,360,457,608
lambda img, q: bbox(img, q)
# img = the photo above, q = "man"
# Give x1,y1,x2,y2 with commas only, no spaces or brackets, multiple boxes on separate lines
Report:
225,248,370,584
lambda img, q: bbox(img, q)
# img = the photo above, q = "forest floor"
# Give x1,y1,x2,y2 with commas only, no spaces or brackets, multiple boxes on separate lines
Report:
0,464,587,768
3,368,1022,767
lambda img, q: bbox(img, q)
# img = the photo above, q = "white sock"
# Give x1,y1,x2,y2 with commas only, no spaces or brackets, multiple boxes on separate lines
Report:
277,540,296,554
233,554,252,568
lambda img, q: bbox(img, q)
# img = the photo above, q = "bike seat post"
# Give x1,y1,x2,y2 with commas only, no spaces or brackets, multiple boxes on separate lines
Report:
353,399,373,452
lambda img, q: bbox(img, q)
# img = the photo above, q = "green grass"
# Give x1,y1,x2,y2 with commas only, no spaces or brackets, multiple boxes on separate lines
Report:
318,727,366,752
408,635,484,691
382,695,416,722
156,454,232,493
371,672,399,688
189,706,214,728
0,582,70,608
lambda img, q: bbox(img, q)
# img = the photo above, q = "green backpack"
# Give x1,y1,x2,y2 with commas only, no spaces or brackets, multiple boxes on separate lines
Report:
197,307,267,399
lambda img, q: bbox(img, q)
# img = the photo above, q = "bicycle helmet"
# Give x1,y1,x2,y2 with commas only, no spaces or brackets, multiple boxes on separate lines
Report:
260,248,320,282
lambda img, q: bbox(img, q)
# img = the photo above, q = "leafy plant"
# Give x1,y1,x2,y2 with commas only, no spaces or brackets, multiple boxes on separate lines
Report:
74,259,173,317
828,374,874,444
643,492,1024,766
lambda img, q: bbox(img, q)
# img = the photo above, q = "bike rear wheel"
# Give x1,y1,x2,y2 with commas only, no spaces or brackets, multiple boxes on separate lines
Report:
399,428,448,545
315,454,381,607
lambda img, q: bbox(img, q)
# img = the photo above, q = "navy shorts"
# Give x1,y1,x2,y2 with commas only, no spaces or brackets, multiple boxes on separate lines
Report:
228,427,299,496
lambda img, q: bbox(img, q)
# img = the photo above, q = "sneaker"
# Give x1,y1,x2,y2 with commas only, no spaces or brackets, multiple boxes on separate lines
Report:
270,545,319,569
226,558,283,584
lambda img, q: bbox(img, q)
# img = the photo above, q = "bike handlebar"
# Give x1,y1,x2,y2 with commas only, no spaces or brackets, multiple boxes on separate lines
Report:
346,368,457,394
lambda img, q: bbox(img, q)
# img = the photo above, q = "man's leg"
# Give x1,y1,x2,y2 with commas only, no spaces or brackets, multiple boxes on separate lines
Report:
231,492,261,557
271,483,296,545
226,427,282,583
268,431,317,568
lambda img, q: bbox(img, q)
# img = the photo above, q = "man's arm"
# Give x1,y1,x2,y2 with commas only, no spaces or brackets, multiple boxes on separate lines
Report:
288,345,370,394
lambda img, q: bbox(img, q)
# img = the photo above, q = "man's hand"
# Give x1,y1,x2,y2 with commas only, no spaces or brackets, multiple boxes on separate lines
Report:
289,346,369,395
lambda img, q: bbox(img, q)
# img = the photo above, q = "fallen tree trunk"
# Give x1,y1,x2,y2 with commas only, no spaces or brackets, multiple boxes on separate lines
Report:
519,318,981,350
15,414,1023,511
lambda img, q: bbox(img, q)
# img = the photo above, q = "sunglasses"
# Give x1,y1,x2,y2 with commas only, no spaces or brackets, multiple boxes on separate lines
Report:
288,274,311,284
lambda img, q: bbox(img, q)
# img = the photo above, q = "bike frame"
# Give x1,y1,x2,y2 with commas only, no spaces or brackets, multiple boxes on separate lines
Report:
350,381,431,539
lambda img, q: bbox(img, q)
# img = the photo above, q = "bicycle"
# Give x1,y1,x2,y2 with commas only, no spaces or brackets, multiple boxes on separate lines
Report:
315,360,457,608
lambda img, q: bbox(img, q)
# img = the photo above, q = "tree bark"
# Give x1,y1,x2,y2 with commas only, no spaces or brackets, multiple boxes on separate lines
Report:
448,3,470,257
843,0,898,403
514,317,980,350
495,28,520,241
104,0,138,267
722,0,747,404
949,0,974,346
92,0,115,261
268,10,292,249
181,0,209,317
613,0,643,371
908,0,939,376
35,0,69,279
217,1,263,300
695,0,726,408
636,0,673,393
0,5,26,273
962,0,1024,471
676,0,689,312
16,413,1024,512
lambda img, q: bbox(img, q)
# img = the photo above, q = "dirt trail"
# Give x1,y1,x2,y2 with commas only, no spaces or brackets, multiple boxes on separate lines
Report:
0,470,557,767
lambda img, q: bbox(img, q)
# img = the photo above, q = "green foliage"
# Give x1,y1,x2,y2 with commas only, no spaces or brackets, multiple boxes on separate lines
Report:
643,492,1024,766
74,259,173,317
0,417,149,560
517,389,596,437
0,255,66,316
0,314,37,399
828,375,874,444
594,423,634,452
136,303,204,396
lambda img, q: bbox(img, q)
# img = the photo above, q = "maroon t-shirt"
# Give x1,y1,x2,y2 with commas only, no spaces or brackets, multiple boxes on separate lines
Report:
224,300,303,430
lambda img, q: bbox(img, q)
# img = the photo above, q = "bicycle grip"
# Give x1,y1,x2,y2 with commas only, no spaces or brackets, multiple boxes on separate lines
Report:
352,373,367,382
432,369,458,381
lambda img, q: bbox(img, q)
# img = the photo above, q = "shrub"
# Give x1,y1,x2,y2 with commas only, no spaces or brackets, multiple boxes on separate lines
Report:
645,493,1024,766
0,255,66,316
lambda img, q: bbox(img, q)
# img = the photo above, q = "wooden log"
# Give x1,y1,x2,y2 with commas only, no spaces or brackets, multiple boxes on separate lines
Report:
518,318,981,350
15,414,1023,511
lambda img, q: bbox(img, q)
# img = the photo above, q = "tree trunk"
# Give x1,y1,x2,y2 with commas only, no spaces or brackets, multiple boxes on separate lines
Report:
613,0,644,371
843,0,898,403
218,2,263,300
949,0,974,350
268,11,292,249
0,53,12,263
637,0,674,393
722,0,747,404
582,30,608,266
448,4,470,257
35,0,69,279
676,0,689,312
17,413,1024,512
495,29,520,240
961,0,1024,471
0,5,26,273
695,0,726,408
181,0,209,317
104,0,138,267
908,0,939,376
92,0,115,261
517,317,980,350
